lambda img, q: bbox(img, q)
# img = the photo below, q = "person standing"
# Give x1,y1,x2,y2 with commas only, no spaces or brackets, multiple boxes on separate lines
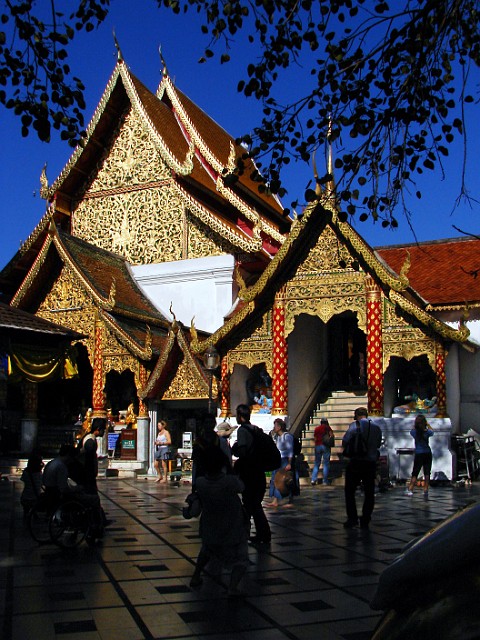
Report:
154,420,171,483
232,403,271,546
405,414,434,499
268,418,295,507
189,446,248,596
342,407,382,529
311,418,333,486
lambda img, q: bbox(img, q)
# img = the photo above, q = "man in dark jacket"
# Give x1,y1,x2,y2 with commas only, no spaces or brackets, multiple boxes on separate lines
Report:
342,407,382,529
232,404,271,546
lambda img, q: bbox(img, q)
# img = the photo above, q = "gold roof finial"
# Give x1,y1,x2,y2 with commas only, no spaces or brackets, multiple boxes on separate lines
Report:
190,317,198,345
326,117,336,195
113,30,123,61
159,45,168,76
169,302,179,333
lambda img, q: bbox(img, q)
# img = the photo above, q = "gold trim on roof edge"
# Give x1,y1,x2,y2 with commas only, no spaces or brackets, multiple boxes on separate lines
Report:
11,232,54,307
389,290,470,343
215,178,285,245
19,203,55,255
120,65,195,176
139,328,176,399
42,63,124,199
160,73,284,245
172,182,263,253
190,201,324,353
332,210,410,291
191,301,255,354
101,311,153,360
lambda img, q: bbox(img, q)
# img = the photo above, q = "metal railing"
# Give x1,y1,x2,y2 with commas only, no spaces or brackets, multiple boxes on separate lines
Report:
288,365,330,436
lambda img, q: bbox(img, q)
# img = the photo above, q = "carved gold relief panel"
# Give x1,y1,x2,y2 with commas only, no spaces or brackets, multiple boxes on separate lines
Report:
73,186,184,264
163,358,208,400
89,108,171,190
185,211,229,259
36,266,96,362
72,107,185,264
383,329,436,372
297,225,354,274
227,312,272,374
103,325,140,388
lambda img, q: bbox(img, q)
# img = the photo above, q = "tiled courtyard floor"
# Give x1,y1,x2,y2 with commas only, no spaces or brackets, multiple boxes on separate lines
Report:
1,475,478,640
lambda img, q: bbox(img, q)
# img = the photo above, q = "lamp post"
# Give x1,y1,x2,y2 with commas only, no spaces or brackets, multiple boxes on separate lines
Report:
203,345,220,415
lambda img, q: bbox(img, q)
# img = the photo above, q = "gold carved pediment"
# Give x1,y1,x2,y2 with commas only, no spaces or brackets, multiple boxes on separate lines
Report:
297,225,354,274
37,266,96,362
162,357,209,400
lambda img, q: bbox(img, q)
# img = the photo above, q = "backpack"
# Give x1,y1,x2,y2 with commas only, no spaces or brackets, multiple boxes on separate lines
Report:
245,424,281,472
343,420,369,459
292,434,302,455
322,430,335,449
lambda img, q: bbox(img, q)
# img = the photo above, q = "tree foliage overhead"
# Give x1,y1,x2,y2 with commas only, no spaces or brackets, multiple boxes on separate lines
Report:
177,0,479,226
1,0,479,227
0,0,109,144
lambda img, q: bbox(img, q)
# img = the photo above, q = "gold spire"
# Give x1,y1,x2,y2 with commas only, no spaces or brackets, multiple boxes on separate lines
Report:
159,45,168,76
113,30,123,61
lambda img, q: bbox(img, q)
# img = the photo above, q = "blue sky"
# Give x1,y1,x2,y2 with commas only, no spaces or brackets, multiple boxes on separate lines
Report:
1,1,479,271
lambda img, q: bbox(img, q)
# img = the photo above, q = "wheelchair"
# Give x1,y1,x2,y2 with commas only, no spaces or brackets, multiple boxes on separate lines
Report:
49,498,104,548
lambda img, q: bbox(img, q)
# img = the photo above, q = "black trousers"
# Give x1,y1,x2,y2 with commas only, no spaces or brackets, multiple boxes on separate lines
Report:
241,471,271,542
344,459,377,524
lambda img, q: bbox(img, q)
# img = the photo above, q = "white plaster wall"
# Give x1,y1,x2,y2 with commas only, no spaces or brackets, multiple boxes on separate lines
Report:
445,343,461,432
130,255,235,333
377,417,453,480
287,314,328,426
458,346,480,432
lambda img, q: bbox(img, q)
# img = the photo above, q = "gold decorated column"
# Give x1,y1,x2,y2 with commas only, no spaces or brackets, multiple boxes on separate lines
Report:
138,362,149,418
435,341,447,418
271,288,288,415
220,355,231,418
365,276,384,416
92,314,106,418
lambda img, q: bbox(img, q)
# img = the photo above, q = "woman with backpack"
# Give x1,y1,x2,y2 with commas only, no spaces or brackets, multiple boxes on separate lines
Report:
405,414,434,499
268,418,298,508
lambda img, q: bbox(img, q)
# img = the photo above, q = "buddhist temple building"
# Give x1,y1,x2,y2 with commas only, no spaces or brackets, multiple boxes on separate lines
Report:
1,52,479,479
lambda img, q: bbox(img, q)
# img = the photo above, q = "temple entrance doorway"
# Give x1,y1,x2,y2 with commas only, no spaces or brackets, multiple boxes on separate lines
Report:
385,355,437,415
37,343,93,426
327,312,366,390
104,369,138,419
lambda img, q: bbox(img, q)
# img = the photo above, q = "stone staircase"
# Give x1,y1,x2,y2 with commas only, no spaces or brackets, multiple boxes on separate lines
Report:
300,390,368,483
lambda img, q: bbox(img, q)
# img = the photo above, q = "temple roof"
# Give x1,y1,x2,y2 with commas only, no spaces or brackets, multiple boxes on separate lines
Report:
10,221,171,359
190,202,473,355
39,60,289,258
376,237,480,309
0,301,84,340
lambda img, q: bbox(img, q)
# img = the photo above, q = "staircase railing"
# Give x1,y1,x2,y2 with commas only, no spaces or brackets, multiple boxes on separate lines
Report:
288,365,330,436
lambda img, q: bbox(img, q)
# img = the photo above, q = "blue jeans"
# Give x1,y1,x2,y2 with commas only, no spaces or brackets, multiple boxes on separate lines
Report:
311,445,330,484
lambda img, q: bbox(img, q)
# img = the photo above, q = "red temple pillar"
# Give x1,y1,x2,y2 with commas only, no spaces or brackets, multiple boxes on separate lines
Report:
435,342,447,418
220,355,230,418
271,288,288,415
92,315,106,418
365,277,384,416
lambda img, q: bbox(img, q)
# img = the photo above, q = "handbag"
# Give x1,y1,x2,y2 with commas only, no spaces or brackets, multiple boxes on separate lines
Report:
182,491,202,519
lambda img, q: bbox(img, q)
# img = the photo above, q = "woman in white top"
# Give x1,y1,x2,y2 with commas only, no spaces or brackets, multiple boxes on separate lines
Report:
154,420,171,483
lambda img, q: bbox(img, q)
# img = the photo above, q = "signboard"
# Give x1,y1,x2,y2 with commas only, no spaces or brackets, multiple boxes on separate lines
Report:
120,428,137,460
108,433,120,452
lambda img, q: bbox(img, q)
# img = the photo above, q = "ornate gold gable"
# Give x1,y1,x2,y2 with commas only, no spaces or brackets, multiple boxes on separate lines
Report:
162,356,211,400
227,311,273,375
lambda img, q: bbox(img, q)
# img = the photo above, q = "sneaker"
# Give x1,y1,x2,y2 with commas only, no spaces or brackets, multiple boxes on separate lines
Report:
404,490,413,496
311,481,316,486
359,517,370,529
343,519,358,529
423,491,429,499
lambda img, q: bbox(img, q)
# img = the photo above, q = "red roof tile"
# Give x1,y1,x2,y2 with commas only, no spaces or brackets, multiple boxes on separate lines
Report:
376,237,480,306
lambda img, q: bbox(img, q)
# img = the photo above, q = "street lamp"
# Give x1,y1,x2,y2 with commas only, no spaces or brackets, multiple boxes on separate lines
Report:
203,345,220,415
